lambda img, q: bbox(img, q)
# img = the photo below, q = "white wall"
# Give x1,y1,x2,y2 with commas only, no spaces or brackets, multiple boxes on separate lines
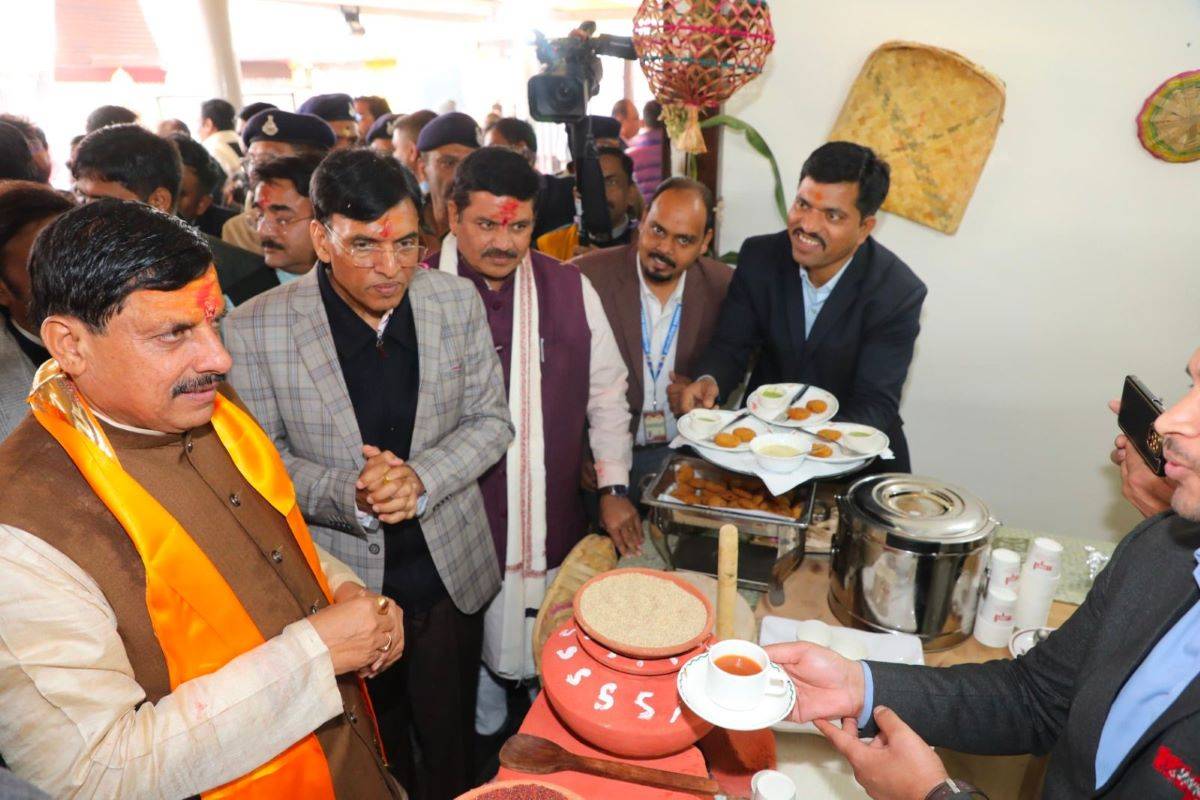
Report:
716,0,1200,542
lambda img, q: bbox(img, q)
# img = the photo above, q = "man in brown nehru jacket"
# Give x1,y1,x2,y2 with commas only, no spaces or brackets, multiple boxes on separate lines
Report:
0,199,405,799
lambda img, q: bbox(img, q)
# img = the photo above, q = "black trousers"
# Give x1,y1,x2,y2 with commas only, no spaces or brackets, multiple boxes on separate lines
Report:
367,595,484,800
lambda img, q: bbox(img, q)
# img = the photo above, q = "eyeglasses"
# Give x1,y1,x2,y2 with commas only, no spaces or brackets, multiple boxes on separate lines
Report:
323,226,428,268
249,210,312,232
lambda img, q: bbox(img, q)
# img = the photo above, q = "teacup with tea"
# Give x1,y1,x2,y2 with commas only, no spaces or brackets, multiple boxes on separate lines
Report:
705,639,789,711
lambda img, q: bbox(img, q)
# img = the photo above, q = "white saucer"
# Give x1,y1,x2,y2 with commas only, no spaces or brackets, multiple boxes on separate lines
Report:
676,652,796,731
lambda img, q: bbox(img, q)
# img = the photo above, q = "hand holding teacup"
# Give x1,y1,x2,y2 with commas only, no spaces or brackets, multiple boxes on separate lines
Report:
705,640,790,711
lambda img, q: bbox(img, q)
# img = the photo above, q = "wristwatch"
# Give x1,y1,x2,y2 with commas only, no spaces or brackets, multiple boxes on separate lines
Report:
600,484,629,497
924,778,988,800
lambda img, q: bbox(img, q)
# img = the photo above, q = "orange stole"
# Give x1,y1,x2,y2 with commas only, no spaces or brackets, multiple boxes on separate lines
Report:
32,393,337,799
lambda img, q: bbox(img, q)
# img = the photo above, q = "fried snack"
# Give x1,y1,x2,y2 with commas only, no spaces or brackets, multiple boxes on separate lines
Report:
817,428,842,442
670,463,807,519
732,426,757,442
786,407,812,421
810,443,834,458
713,432,741,448
806,399,828,413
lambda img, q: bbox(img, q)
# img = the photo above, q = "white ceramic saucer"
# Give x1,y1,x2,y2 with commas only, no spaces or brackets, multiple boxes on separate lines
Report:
676,652,796,731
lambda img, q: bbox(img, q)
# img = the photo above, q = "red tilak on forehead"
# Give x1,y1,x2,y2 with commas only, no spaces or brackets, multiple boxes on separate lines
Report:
255,183,279,211
377,220,393,239
195,281,219,321
498,198,520,226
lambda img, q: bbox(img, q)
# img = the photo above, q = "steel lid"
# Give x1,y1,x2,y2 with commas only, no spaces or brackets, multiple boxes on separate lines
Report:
846,473,995,545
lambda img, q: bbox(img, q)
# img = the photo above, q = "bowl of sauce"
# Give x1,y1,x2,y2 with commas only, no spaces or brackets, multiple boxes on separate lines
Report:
750,433,808,473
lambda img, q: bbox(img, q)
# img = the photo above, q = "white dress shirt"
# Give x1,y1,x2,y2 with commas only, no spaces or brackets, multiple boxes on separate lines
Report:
0,524,362,799
634,259,686,446
580,275,634,486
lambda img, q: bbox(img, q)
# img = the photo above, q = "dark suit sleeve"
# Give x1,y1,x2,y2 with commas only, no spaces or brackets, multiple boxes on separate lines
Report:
864,517,1149,755
693,238,767,397
836,279,926,431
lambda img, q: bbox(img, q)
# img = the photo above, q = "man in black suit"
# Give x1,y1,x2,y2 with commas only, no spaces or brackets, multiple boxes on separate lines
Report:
770,347,1200,800
676,142,925,471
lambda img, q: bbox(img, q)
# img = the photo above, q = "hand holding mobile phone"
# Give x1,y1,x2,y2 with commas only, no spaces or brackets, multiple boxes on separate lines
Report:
1117,375,1166,477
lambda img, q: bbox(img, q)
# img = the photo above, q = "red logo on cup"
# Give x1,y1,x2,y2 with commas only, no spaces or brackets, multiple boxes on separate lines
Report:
994,612,1013,624
1004,574,1019,586
1033,560,1053,572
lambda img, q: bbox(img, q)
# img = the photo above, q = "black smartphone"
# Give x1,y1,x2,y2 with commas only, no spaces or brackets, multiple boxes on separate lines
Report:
1117,375,1166,477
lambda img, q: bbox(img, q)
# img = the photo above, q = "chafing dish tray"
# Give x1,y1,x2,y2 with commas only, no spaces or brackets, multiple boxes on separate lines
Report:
641,454,817,591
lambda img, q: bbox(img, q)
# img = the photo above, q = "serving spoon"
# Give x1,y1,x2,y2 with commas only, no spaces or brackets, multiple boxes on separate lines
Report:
499,734,720,797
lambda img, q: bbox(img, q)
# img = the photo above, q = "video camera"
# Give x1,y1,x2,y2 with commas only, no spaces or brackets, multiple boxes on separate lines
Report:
528,22,637,246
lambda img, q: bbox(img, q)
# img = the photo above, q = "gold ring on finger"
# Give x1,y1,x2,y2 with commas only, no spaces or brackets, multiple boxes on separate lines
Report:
379,631,392,653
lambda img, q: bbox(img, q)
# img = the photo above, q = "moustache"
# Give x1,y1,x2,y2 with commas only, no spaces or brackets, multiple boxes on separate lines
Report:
1163,437,1194,470
790,226,826,249
647,251,676,270
482,247,520,261
260,238,284,251
172,373,226,398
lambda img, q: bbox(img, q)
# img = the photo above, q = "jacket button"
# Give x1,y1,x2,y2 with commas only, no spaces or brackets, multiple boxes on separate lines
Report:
347,710,358,724
270,548,283,563
229,493,241,507
309,602,320,615
185,440,194,453
368,543,380,555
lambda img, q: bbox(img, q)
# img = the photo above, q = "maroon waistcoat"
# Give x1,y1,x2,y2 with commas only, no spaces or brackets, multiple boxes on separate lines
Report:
431,251,591,569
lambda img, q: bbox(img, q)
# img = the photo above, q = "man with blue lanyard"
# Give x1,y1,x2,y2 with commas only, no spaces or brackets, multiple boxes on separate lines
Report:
577,177,732,497
764,346,1200,800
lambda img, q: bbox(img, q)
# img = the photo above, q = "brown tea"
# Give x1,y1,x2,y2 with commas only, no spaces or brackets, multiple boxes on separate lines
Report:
713,654,762,676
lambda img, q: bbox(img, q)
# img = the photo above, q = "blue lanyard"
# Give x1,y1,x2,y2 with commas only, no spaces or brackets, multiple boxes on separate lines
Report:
641,300,683,391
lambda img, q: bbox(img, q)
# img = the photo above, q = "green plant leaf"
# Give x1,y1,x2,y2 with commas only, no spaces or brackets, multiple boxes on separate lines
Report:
701,113,789,223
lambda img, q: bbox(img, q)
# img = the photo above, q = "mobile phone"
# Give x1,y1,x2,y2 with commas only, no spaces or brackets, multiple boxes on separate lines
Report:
1117,375,1166,477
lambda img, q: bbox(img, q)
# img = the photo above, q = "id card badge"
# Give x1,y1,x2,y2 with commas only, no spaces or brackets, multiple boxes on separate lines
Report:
643,409,669,443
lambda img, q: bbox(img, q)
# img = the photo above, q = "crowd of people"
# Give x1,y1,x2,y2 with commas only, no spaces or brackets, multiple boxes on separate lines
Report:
0,86,1195,800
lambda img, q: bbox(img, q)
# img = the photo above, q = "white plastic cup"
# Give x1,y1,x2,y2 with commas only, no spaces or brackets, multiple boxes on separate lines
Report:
973,586,1017,647
705,640,789,712
1010,538,1063,631
986,548,1022,594
1024,537,1063,578
752,769,797,800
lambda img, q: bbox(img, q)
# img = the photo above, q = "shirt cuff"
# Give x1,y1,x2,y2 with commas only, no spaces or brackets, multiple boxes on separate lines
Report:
595,459,631,488
354,509,379,530
416,492,429,517
856,661,875,730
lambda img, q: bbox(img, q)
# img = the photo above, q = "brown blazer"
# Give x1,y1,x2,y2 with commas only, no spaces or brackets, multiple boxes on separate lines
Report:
575,242,733,434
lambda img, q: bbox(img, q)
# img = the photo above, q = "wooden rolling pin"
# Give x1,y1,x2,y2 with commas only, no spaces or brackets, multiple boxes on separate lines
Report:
716,523,738,641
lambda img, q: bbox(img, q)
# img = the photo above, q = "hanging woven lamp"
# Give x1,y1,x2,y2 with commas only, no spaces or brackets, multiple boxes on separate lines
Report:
632,0,776,154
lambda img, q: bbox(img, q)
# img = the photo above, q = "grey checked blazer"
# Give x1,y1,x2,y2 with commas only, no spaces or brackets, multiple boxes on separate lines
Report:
223,267,513,613
0,324,35,444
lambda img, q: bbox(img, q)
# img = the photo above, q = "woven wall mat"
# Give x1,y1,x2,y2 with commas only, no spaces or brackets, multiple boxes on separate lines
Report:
828,40,1006,235
1137,69,1200,163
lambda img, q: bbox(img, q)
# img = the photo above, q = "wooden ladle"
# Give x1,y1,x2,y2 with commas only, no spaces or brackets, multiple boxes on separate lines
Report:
499,734,720,797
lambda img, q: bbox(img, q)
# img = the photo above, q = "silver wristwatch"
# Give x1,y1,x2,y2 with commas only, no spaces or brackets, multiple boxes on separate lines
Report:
924,778,987,800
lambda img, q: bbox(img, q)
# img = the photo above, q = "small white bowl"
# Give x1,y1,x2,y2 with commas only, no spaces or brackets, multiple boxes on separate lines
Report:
749,433,808,473
755,384,792,414
684,409,725,439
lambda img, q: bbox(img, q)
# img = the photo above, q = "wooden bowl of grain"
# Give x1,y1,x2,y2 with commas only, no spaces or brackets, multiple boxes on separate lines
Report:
572,568,714,659
457,779,584,799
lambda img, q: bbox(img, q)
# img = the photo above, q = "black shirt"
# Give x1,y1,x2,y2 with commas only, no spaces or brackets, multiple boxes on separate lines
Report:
317,266,448,611
2,309,49,366
195,203,238,239
534,173,576,240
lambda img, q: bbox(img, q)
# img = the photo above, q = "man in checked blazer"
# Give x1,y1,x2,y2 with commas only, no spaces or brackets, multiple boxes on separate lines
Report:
224,149,512,800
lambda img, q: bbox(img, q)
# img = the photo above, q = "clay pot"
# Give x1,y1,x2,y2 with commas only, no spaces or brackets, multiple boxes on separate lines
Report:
541,621,713,759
